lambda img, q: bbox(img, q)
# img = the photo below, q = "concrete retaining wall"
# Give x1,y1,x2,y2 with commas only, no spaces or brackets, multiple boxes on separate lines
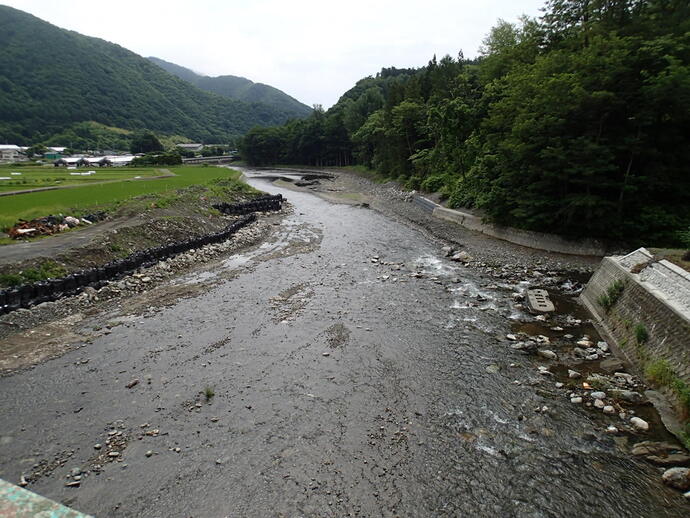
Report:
580,248,690,415
416,196,608,256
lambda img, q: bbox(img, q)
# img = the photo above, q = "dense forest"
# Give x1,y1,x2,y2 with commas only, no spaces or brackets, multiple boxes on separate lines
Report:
240,0,690,245
0,6,308,146
148,57,312,119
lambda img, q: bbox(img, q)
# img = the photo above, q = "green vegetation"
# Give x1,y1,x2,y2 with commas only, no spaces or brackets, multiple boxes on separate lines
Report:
44,121,133,151
204,387,215,401
0,166,246,230
131,152,183,167
240,0,690,245
679,227,690,248
0,166,162,192
0,261,66,287
148,57,311,119
130,131,163,154
597,279,625,312
645,359,690,415
0,6,304,145
634,323,649,344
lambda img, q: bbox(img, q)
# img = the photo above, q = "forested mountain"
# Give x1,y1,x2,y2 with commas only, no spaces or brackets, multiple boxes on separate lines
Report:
0,5,302,145
240,0,690,245
148,57,311,119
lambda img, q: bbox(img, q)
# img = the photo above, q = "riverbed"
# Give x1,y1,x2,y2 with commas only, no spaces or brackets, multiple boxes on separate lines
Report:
0,169,686,517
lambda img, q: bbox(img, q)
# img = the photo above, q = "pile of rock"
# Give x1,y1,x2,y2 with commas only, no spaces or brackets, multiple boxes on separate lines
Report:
442,246,473,264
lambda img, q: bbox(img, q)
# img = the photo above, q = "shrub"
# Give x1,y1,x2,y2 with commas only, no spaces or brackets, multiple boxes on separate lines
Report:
420,174,449,193
404,175,423,190
597,279,625,311
678,226,690,248
0,273,24,287
634,323,649,344
645,359,674,385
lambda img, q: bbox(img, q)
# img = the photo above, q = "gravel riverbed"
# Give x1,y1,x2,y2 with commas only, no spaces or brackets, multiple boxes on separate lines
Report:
0,169,687,516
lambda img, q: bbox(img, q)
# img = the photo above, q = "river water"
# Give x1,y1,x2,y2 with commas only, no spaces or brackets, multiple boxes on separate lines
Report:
0,169,686,517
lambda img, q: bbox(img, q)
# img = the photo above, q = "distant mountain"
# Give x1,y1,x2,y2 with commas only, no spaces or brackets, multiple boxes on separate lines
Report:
148,57,312,119
0,5,306,145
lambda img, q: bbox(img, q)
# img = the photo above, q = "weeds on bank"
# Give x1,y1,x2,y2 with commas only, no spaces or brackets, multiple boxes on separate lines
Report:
597,279,625,312
642,357,690,448
0,260,67,288
634,323,649,344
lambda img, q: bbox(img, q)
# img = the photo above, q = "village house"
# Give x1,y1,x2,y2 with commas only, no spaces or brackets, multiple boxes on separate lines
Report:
0,145,26,163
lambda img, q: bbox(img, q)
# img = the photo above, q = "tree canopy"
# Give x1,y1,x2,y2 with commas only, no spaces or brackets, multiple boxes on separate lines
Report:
240,0,690,246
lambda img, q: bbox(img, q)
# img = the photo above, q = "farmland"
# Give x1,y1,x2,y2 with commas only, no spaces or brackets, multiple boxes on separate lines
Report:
0,166,164,192
0,166,243,230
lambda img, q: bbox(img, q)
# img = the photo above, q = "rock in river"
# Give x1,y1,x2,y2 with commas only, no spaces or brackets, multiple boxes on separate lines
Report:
538,350,557,360
630,417,649,431
662,467,690,490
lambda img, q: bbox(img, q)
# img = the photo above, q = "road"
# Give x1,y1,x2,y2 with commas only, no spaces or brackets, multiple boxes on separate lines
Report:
0,171,686,517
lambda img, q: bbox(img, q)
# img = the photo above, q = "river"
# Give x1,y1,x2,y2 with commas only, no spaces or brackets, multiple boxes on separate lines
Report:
0,168,686,517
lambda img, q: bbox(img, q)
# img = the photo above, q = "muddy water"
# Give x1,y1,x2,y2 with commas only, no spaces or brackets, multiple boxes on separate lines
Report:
0,169,687,517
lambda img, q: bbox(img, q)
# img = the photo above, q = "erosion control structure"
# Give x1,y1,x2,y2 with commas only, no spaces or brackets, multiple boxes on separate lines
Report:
0,195,285,315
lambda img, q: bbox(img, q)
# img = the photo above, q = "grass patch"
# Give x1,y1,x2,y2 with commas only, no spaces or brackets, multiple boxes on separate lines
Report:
0,166,245,231
597,279,625,312
152,194,180,209
0,260,67,288
646,359,675,385
645,358,690,425
634,323,649,344
204,387,215,401
0,166,162,193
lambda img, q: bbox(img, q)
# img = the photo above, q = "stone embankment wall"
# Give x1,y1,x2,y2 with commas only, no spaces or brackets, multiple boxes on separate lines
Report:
412,195,608,256
581,248,690,416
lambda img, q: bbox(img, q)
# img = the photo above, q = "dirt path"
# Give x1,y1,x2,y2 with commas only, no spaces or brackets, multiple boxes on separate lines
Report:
0,216,144,263
0,173,687,517
0,169,177,264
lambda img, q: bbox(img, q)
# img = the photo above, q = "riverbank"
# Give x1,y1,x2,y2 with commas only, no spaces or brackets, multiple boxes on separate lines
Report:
0,172,258,285
246,166,601,272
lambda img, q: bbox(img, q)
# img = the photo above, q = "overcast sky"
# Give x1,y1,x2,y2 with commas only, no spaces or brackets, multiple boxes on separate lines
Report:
5,0,546,108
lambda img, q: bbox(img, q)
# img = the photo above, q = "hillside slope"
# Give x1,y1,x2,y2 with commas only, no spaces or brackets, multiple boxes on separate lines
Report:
148,57,311,118
0,6,299,144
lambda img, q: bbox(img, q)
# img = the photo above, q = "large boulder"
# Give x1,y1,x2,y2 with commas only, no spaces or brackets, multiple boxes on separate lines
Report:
662,467,690,490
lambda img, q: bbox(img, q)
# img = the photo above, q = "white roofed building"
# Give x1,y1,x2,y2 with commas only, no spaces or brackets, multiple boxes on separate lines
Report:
0,145,25,163
176,143,203,152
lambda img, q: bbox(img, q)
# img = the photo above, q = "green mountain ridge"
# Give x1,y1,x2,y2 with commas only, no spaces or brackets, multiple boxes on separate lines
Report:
148,57,311,118
240,1,690,245
0,5,306,145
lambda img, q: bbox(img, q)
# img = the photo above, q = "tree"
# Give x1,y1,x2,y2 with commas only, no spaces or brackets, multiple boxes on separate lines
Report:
130,131,163,154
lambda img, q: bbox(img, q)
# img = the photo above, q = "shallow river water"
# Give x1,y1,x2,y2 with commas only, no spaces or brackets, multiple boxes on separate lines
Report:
0,170,687,517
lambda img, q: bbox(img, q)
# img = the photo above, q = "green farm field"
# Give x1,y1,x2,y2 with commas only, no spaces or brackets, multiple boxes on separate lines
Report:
0,166,243,230
0,166,163,192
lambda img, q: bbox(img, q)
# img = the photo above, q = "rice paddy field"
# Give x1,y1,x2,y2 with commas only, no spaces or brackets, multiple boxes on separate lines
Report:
0,166,243,231
0,166,163,192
